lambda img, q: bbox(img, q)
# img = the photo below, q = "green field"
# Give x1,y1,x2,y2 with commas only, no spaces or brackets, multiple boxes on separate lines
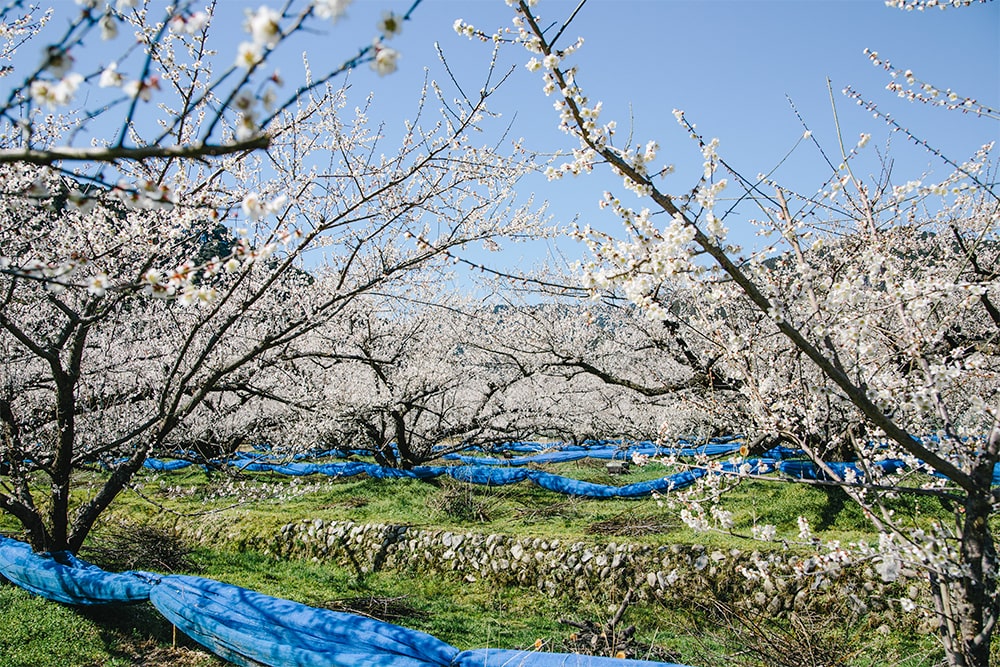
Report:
0,458,988,666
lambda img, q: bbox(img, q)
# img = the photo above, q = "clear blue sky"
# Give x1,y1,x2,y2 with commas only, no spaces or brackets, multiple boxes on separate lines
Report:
284,0,999,266
28,1,1000,269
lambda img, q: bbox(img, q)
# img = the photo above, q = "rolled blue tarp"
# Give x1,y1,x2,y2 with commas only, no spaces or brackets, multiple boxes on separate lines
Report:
149,574,463,667
442,452,589,467
144,458,196,471
368,465,449,480
613,468,710,498
0,535,152,605
148,575,696,667
0,529,699,667
779,459,907,481
526,471,622,498
442,443,744,468
269,463,323,477
447,466,531,486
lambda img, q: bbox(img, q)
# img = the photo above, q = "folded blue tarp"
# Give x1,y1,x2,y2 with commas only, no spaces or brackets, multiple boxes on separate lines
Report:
447,466,531,486
526,471,624,498
612,468,710,498
141,439,749,477
370,465,447,480
443,443,745,467
761,446,803,460
149,574,694,667
143,440,1000,501
146,453,769,500
1,536,694,667
443,451,590,466
778,459,907,481
150,574,460,667
144,458,195,471
0,535,152,605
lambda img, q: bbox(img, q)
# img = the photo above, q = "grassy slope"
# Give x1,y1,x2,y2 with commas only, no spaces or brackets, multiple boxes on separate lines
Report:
0,456,987,666
103,457,944,550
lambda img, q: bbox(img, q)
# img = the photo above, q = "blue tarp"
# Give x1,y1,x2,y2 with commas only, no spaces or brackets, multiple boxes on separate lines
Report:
149,574,460,667
613,469,710,498
135,438,1000,500
0,535,152,605
144,458,196,471
134,452,795,500
442,442,745,467
526,471,624,498
778,459,907,481
447,466,531,486
147,575,692,667
443,451,590,466
0,536,693,667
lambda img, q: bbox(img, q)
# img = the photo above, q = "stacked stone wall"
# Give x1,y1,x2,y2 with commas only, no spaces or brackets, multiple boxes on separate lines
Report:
179,518,919,620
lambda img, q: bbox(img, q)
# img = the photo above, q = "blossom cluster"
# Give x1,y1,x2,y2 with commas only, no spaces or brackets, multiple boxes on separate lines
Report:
885,0,989,9
864,49,997,120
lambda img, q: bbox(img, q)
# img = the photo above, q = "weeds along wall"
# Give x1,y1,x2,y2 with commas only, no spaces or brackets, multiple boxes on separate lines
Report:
179,517,927,626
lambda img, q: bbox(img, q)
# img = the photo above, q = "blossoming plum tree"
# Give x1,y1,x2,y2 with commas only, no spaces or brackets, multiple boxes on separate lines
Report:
474,294,733,443
267,291,521,468
457,1,999,664
0,0,548,555
268,291,649,465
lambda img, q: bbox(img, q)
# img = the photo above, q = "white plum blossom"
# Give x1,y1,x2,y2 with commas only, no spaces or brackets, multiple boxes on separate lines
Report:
244,5,282,48
680,507,710,532
877,553,902,582
99,13,118,40
313,0,351,21
29,73,83,109
797,516,813,541
86,273,110,297
98,63,123,88
752,524,778,541
123,76,158,101
242,192,266,219
377,11,402,38
241,192,286,220
261,86,278,112
712,506,735,530
170,11,210,35
235,114,258,141
141,269,174,298
42,46,73,77
235,41,263,69
67,189,97,213
179,284,218,307
372,43,399,76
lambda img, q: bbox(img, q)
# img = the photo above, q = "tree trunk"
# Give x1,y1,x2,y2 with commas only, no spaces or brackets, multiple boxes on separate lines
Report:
391,410,413,470
953,480,998,666
931,480,998,666
46,367,78,553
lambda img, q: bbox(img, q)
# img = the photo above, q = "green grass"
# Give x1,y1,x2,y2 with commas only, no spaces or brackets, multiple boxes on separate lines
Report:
0,584,115,667
1,455,956,550
0,581,221,667
0,457,984,666
90,459,952,555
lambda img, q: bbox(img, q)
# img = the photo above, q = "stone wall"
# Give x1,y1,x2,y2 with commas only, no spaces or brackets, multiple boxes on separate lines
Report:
182,518,919,619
